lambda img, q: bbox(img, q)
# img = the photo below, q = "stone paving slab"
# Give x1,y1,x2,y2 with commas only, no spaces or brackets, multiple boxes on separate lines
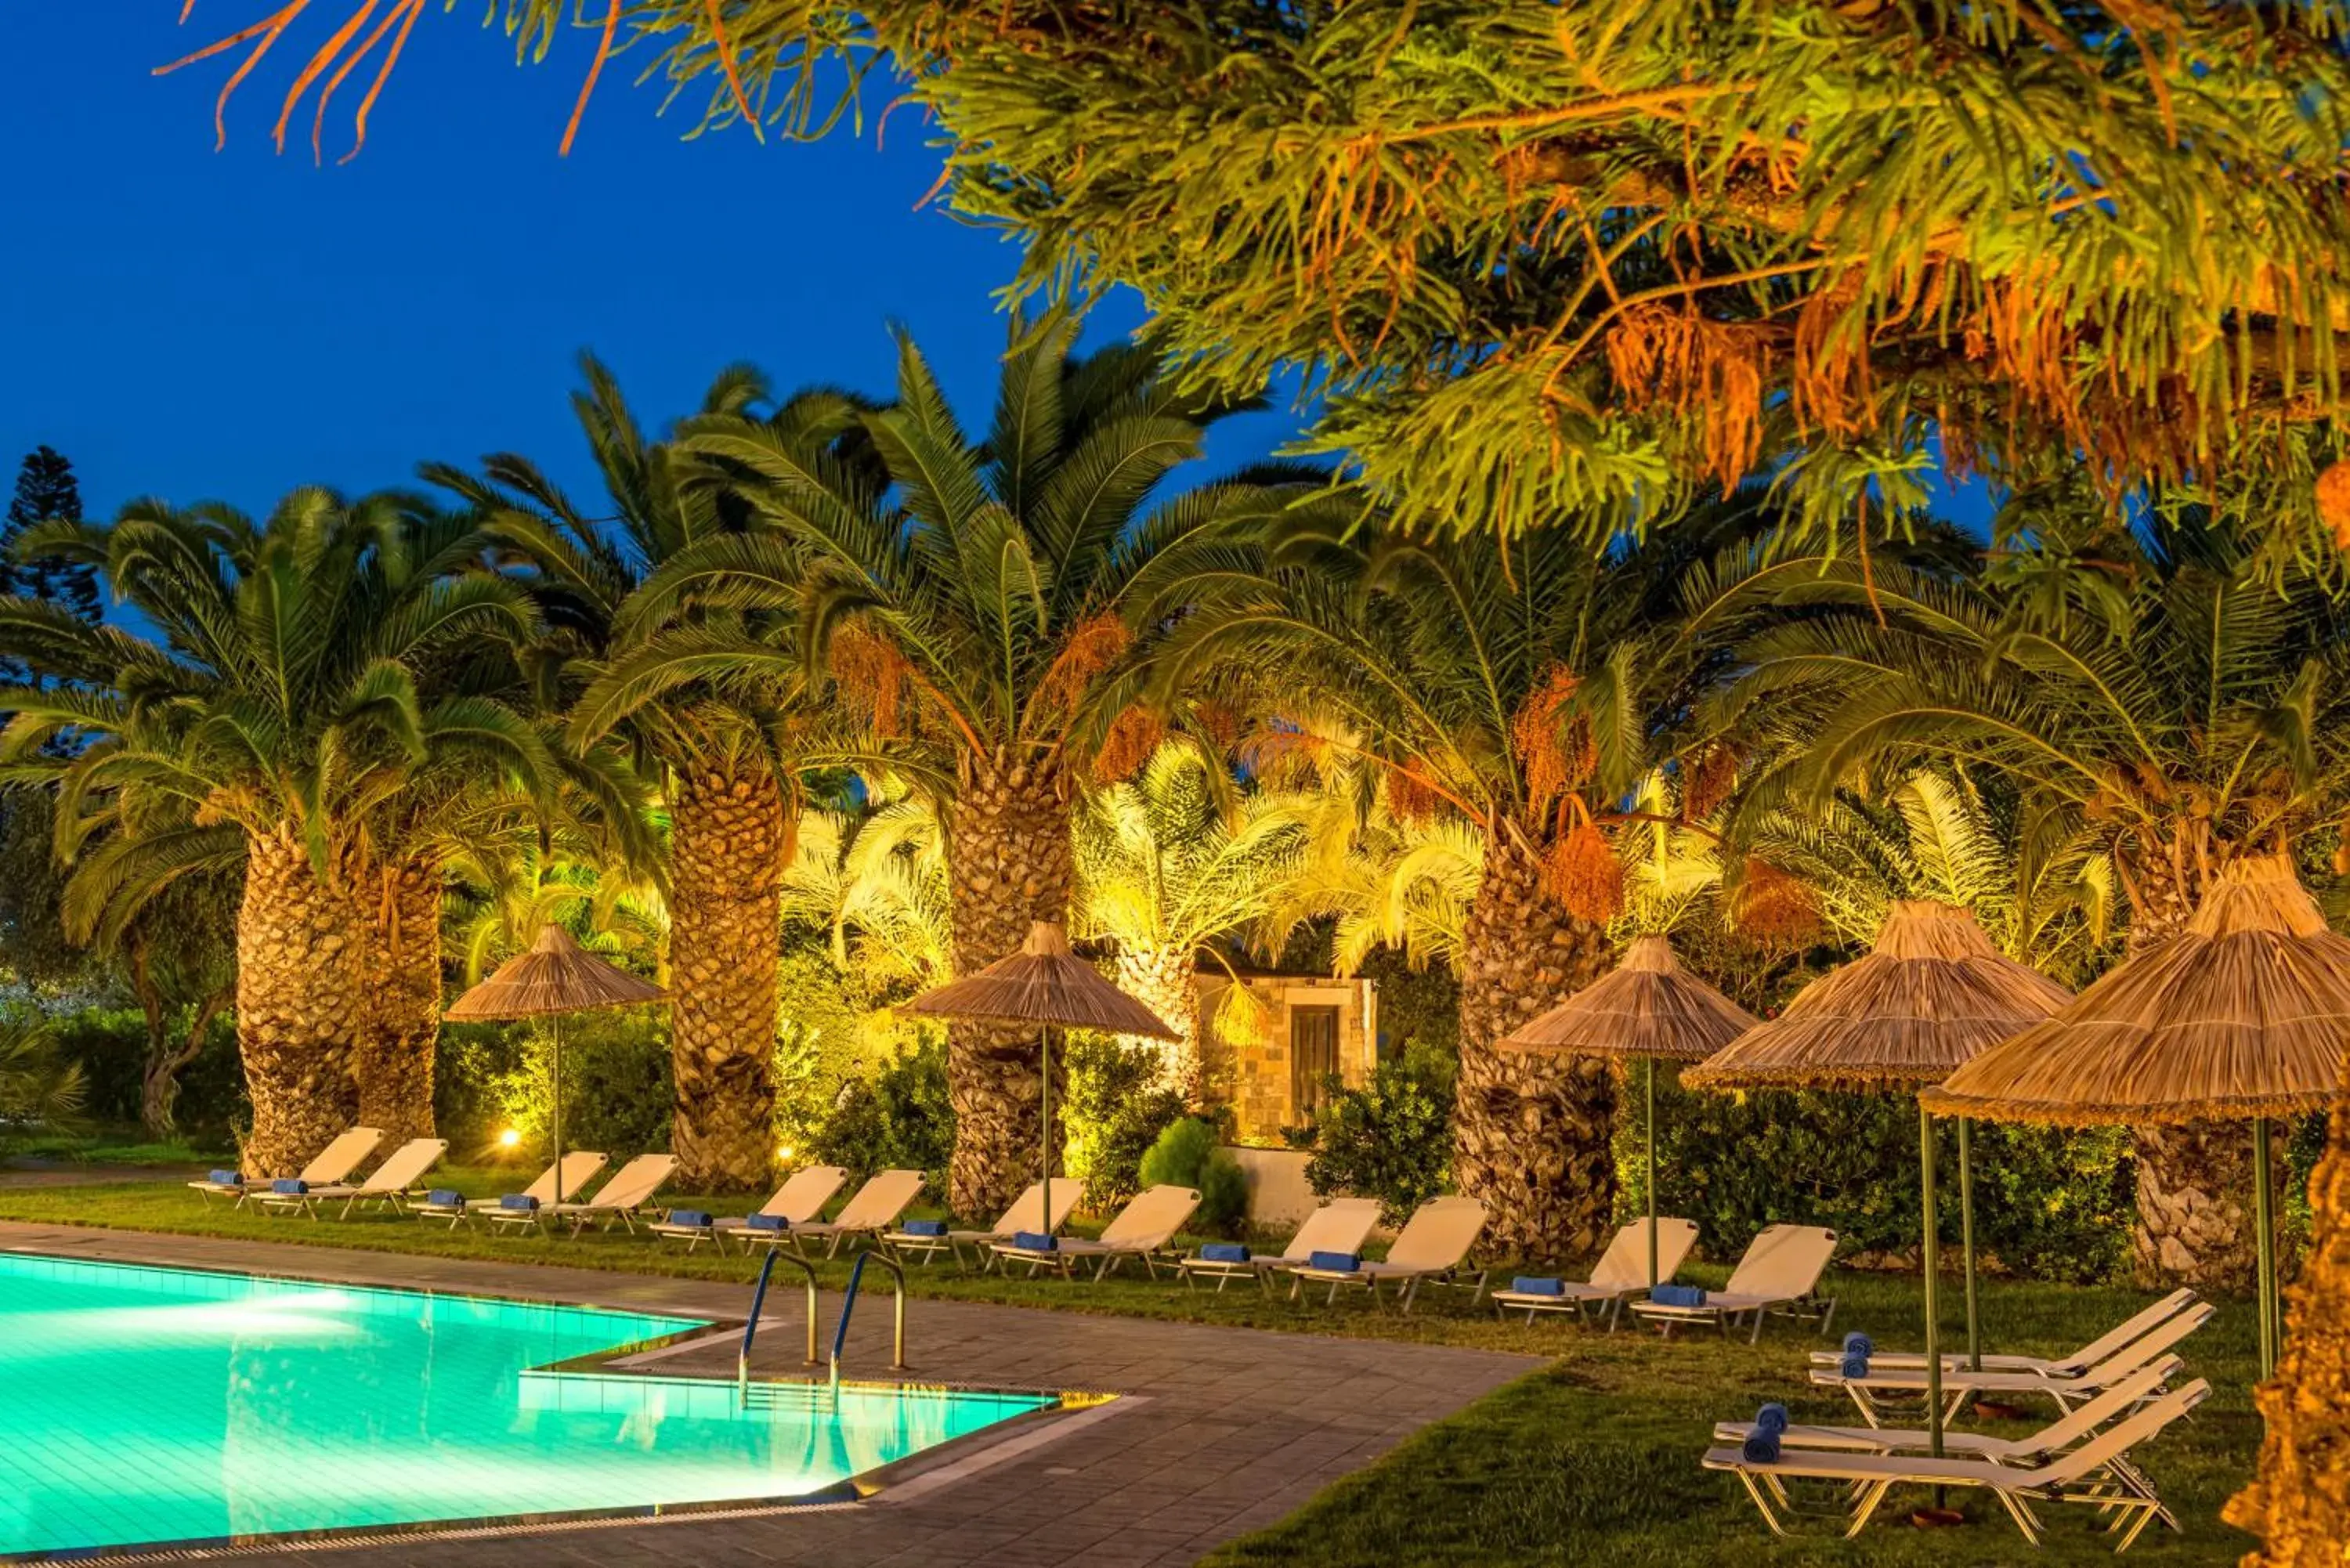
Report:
0,1223,1542,1567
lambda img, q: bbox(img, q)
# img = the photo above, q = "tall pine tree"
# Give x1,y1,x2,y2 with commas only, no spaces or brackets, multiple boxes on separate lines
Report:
3,448,99,625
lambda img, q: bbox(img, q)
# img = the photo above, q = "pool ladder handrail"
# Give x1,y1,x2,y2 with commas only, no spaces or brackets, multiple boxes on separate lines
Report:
738,1249,819,1403
737,1245,909,1407
828,1249,909,1396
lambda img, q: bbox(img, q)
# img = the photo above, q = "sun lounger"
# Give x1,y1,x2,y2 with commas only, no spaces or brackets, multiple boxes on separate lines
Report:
1285,1196,1489,1313
1815,1302,2213,1425
992,1184,1203,1280
1628,1223,1839,1343
488,1153,676,1236
1177,1198,1383,1294
883,1179,1082,1267
187,1125,383,1208
1704,1380,2211,1552
646,1164,848,1252
412,1151,607,1229
775,1169,927,1257
255,1137,447,1219
1719,1358,2182,1466
1808,1288,2199,1378
1491,1218,1701,1329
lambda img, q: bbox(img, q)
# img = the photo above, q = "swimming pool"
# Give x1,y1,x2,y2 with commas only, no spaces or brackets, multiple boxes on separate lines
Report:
0,1252,1054,1559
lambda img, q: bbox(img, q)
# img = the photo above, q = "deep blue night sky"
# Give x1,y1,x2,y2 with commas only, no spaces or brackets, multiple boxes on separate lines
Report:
0,9,1297,523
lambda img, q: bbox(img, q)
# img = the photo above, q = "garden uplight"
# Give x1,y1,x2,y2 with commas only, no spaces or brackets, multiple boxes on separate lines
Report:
498,1129,521,1149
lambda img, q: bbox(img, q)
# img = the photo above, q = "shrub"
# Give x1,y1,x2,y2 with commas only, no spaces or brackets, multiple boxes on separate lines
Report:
48,1005,242,1138
1628,1068,2137,1284
810,1034,953,1193
1293,1038,1455,1223
443,1011,671,1162
1062,1037,1186,1214
1138,1115,1248,1237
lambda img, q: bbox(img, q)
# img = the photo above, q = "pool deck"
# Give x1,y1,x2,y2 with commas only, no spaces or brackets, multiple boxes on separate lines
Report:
0,1221,1542,1568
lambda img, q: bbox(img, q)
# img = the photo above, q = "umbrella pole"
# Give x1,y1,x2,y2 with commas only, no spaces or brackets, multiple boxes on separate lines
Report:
551,1015,565,1201
2254,1115,2276,1382
1920,1101,1944,1466
1040,1024,1054,1240
1646,1056,1659,1289
1959,1116,1980,1373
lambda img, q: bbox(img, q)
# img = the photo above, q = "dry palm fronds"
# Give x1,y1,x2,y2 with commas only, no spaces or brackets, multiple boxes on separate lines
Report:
1092,704,1164,783
1728,857,1823,947
1686,900,2070,1092
1033,611,1133,717
445,923,667,1021
1603,303,1769,493
1500,934,1755,1063
1923,854,2350,1125
900,919,1178,1040
1544,819,1625,923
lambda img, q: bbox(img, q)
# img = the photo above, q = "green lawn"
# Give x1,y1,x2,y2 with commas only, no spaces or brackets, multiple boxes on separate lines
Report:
0,1172,2262,1563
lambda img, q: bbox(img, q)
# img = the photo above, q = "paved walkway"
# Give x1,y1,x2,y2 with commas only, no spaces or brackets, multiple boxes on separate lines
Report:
0,1223,1542,1567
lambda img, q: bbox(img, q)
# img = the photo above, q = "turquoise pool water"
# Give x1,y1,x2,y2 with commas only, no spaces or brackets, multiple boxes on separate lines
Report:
0,1253,1052,1558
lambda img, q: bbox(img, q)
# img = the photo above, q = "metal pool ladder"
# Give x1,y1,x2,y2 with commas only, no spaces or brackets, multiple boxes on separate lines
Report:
737,1248,908,1407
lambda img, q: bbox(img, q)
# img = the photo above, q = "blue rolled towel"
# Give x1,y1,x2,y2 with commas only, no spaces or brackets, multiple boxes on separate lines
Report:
426,1188,465,1210
1842,1331,1875,1357
1510,1277,1566,1297
1199,1243,1250,1263
744,1212,788,1232
1011,1230,1057,1252
500,1194,540,1212
901,1219,948,1237
1307,1250,1361,1273
668,1209,713,1229
208,1169,242,1187
1755,1403,1790,1435
1649,1284,1708,1308
1838,1352,1870,1380
271,1178,308,1195
1741,1431,1781,1465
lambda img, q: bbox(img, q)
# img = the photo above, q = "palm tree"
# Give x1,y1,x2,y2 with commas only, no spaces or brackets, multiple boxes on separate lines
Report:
0,1017,84,1143
1156,508,1762,1259
606,310,1271,1216
433,358,875,1191
1071,735,1323,1097
1717,504,2350,1290
778,795,954,992
0,491,544,1174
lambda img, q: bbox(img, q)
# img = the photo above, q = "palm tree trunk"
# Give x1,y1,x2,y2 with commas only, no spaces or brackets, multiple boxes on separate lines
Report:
236,828,362,1176
1114,943,1204,1099
2123,845,2274,1293
353,859,443,1144
1453,828,1616,1263
2229,1091,2350,1564
943,747,1074,1218
667,763,785,1193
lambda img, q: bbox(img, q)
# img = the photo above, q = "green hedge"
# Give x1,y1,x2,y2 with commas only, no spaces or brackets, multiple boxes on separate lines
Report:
46,1006,244,1138
1620,1068,2138,1284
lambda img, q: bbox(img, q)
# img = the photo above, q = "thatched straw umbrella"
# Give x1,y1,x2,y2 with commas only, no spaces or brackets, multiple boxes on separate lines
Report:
1502,935,1755,1288
1684,901,2072,1461
1925,853,2350,1378
901,920,1177,1232
446,924,667,1199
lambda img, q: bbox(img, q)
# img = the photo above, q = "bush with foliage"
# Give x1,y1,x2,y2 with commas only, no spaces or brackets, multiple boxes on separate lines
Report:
1292,1039,1456,1224
1137,1115,1248,1237
47,1005,241,1140
1628,1069,2137,1284
808,1034,953,1194
1062,1036,1186,1215
0,1016,86,1151
772,944,907,1153
439,1011,672,1163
